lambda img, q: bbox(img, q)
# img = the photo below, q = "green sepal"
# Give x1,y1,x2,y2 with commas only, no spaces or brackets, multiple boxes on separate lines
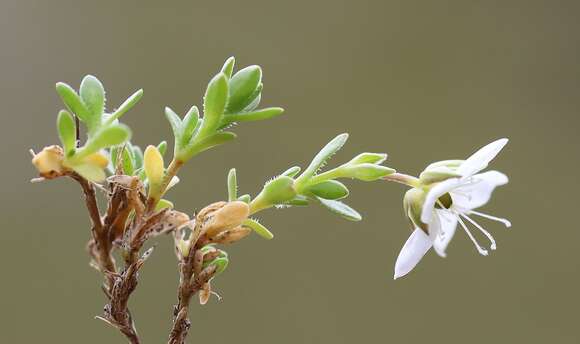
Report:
425,160,464,171
346,152,388,165
243,218,273,240
316,197,362,221
340,164,395,181
57,110,76,156
419,167,461,185
307,180,349,200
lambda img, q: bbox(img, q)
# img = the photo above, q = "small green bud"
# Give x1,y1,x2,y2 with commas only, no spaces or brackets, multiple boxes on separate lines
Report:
306,180,349,200
339,163,395,181
249,176,297,213
346,152,387,165
226,65,262,114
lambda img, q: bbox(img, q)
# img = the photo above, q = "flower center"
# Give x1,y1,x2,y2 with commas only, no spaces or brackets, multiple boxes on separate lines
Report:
435,193,453,209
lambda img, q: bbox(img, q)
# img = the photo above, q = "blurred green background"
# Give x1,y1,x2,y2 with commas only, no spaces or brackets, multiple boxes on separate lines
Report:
1,0,579,343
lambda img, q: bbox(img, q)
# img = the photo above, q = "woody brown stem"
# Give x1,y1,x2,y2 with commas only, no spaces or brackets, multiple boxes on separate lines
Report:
168,258,217,344
70,173,117,281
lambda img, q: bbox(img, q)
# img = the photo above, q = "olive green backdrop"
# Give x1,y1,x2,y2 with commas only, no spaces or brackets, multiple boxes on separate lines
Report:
1,0,578,343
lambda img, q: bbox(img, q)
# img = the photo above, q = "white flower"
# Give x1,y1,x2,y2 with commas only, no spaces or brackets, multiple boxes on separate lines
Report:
394,138,511,279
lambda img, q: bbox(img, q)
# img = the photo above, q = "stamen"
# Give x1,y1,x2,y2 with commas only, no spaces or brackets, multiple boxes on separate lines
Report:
468,210,511,228
461,213,497,250
456,214,488,256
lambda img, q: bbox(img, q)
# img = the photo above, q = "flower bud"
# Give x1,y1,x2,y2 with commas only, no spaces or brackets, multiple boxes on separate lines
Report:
205,201,250,238
31,145,66,179
249,176,297,213
340,163,395,181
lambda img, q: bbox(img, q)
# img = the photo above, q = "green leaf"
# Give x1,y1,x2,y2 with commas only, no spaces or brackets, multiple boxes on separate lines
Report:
237,194,251,203
57,110,76,156
75,124,131,160
281,166,301,177
72,163,106,182
209,257,229,274
284,195,309,206
200,73,228,138
155,199,174,211
180,106,199,148
222,107,284,126
157,141,168,156
307,180,349,200
227,168,237,201
180,131,237,161
226,65,262,114
347,152,388,165
164,106,182,144
106,89,143,124
144,145,165,196
243,218,273,240
55,82,90,123
316,197,361,221
296,133,349,187
133,145,143,169
122,146,135,175
79,75,105,131
241,83,262,112
220,56,236,78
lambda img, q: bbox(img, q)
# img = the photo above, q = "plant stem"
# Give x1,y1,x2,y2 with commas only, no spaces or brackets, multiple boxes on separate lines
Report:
382,173,420,188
